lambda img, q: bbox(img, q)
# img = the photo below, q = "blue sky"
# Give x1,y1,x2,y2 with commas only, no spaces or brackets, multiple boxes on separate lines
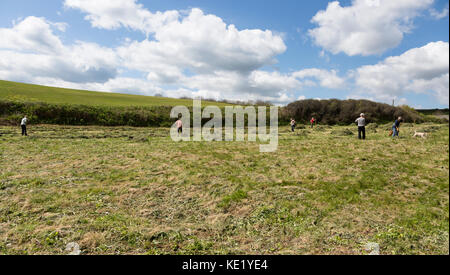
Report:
0,0,448,108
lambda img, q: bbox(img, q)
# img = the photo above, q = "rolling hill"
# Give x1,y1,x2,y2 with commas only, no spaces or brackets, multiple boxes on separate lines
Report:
0,80,229,107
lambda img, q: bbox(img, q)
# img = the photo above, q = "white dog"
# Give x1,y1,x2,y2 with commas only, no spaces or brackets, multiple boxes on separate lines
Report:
413,131,427,138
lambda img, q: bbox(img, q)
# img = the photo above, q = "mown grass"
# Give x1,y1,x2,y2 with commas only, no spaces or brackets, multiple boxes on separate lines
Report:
0,80,230,107
0,123,448,255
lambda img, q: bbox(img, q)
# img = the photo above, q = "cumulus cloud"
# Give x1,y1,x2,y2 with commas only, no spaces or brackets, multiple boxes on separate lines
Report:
117,8,286,77
0,50,117,84
308,0,434,56
63,3,320,102
63,1,300,100
248,71,301,94
0,17,119,84
0,16,65,54
168,68,346,105
354,41,449,105
64,0,179,35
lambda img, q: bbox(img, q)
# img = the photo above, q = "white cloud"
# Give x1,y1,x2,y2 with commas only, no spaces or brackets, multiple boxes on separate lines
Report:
66,2,293,101
429,3,449,19
354,41,449,105
0,17,118,84
166,68,346,105
0,47,118,84
64,0,179,35
117,8,286,77
0,16,65,54
249,71,301,93
65,0,287,77
308,0,434,56
89,5,303,102
292,68,345,89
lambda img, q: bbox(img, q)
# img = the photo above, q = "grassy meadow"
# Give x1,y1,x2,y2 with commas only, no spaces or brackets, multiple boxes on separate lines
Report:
0,123,448,255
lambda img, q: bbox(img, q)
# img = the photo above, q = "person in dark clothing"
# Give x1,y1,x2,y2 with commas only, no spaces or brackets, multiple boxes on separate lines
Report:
392,116,402,137
355,113,366,140
21,115,28,136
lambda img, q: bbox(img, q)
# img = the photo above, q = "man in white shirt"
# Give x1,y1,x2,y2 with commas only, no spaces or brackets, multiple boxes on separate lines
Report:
355,113,366,140
21,115,28,136
290,118,296,132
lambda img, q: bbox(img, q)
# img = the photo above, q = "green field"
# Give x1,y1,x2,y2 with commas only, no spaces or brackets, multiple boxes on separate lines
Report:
0,123,448,255
0,80,230,107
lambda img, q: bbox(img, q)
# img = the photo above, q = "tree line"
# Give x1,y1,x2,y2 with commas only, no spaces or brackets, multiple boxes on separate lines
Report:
280,99,430,125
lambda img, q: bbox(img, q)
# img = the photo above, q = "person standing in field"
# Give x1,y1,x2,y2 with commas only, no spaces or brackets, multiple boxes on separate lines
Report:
355,113,366,140
176,118,183,135
21,115,28,136
290,118,296,132
392,116,402,138
310,117,316,128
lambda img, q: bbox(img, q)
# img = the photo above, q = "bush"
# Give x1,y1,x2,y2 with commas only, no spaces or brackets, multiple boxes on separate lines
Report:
282,99,425,125
0,100,173,127
0,100,268,127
